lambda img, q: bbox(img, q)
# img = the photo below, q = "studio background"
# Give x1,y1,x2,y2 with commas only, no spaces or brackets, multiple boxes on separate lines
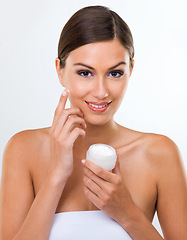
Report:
1,0,187,237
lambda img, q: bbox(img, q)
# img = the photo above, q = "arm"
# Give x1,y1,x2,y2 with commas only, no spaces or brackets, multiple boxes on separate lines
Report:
120,137,187,239
0,90,86,240
0,134,67,240
81,136,187,239
81,159,163,240
155,137,187,239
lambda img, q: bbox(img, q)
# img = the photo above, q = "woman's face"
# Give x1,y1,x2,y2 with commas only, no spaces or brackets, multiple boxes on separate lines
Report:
57,39,134,125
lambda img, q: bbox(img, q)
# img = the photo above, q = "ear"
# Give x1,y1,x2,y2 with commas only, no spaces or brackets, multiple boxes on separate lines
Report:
129,59,135,77
55,57,65,87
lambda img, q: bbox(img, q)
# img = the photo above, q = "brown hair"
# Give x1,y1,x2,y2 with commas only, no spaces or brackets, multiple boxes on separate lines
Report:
58,5,134,68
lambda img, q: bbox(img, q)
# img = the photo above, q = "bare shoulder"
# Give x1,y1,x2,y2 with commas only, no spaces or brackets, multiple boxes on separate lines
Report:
0,128,51,240
139,135,187,239
7,127,50,144
144,133,179,154
118,125,183,169
141,133,183,166
125,126,181,159
3,127,50,168
133,131,186,181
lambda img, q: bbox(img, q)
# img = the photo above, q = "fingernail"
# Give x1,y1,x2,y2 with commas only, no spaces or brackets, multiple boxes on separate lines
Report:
81,159,86,164
62,90,66,96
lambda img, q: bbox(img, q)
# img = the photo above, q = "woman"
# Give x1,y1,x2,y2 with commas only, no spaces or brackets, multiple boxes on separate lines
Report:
0,5,187,240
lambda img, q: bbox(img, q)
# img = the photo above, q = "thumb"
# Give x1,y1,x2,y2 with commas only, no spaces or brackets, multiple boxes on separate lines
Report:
112,152,120,175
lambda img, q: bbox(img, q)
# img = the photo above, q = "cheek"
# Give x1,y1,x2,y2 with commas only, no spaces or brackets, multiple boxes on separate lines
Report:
64,71,87,97
70,82,88,95
112,79,128,100
68,80,89,105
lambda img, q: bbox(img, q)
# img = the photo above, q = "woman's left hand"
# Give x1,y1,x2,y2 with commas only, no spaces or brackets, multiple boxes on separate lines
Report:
81,157,135,225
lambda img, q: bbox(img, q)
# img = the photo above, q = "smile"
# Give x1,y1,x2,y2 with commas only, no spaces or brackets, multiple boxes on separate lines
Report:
85,101,112,112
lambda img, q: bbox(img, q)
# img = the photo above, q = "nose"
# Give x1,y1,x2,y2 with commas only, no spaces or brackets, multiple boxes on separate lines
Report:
92,77,109,100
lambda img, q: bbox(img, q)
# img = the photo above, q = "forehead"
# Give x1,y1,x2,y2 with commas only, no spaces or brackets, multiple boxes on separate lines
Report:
66,39,130,67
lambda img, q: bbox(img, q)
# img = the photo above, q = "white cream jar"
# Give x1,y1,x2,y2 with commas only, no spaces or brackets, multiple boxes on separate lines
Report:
86,144,117,171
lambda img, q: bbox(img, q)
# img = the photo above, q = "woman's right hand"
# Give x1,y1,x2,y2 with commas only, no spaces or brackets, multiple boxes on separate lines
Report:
49,89,86,181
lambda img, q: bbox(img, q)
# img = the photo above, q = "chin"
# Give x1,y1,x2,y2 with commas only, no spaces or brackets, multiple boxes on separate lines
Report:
84,114,112,126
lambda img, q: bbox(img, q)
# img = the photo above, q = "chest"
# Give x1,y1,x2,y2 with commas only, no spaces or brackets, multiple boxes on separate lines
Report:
32,146,157,221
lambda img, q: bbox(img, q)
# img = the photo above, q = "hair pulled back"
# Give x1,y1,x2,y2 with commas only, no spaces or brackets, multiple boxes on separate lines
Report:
58,6,134,68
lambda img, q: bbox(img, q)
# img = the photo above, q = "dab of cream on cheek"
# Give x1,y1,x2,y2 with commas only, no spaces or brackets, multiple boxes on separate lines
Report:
86,144,117,171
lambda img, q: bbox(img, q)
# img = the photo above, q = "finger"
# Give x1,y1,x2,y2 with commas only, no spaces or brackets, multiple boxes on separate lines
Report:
81,159,114,183
112,157,120,175
83,165,110,192
63,127,86,146
83,186,101,209
63,115,86,134
52,108,85,138
50,90,69,132
83,175,103,198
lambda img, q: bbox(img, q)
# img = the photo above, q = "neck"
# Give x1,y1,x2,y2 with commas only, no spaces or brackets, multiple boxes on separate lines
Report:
74,119,119,150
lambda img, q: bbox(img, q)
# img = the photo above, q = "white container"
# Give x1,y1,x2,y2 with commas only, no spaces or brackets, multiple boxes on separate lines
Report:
86,144,117,171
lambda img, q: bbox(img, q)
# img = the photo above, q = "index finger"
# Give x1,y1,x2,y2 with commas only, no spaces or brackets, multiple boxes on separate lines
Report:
81,159,114,183
51,89,69,127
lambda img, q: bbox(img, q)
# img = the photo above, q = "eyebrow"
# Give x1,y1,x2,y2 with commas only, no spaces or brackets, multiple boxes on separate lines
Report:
73,61,126,70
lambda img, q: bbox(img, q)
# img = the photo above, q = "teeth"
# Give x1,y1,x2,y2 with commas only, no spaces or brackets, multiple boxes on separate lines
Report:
88,102,110,108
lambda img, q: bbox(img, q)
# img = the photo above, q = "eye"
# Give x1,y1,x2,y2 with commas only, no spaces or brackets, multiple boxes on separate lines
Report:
108,70,124,78
77,70,93,78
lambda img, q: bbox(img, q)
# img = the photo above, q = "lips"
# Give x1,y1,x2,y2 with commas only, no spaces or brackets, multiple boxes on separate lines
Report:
85,101,112,112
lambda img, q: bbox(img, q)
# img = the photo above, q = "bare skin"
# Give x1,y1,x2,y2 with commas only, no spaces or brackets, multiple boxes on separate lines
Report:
0,39,187,240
